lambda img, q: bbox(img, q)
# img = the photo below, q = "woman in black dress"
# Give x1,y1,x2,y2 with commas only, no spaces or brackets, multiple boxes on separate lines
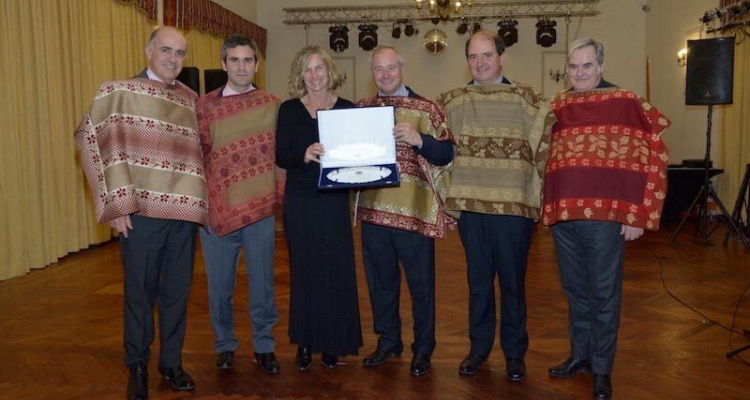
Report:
275,45,362,370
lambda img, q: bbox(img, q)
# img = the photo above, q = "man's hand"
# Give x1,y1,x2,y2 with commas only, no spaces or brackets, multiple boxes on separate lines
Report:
620,225,644,241
110,215,133,238
393,122,423,148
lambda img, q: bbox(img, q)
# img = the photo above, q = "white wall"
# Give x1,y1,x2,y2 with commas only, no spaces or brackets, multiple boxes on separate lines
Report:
646,0,720,165
210,0,257,22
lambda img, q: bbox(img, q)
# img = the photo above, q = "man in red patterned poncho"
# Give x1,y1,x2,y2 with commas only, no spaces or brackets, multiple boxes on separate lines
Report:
356,44,454,378
542,38,670,400
197,34,284,376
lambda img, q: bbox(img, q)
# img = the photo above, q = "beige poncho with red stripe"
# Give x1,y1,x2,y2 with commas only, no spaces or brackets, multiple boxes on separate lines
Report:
74,78,208,225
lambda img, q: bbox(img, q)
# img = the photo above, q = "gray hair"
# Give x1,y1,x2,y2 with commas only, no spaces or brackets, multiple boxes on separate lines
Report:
369,44,405,68
568,38,605,71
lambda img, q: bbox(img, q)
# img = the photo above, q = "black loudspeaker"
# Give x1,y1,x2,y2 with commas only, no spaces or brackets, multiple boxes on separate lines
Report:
685,36,735,105
204,69,228,94
176,66,200,94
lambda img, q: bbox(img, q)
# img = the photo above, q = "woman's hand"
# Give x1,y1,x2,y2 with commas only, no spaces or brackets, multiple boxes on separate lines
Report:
305,142,325,164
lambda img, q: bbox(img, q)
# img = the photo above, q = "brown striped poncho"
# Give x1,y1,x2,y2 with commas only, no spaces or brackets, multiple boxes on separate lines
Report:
74,78,208,224
437,83,554,220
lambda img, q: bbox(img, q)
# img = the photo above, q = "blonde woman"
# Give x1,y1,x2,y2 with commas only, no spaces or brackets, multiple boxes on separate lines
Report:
275,45,362,371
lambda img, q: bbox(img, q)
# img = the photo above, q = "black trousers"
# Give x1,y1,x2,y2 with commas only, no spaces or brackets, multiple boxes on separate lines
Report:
361,222,436,356
120,215,197,368
551,220,624,375
457,212,534,359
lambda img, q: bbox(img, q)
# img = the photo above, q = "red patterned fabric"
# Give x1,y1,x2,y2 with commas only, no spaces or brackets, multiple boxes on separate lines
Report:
164,0,266,55
117,0,158,21
542,88,670,231
75,78,208,224
197,88,283,237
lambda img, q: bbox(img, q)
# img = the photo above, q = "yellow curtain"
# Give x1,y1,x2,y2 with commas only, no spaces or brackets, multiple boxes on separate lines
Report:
0,0,265,281
0,0,153,281
184,29,224,94
720,39,750,218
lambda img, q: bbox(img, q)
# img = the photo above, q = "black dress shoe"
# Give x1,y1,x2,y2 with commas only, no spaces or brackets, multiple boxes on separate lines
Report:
216,351,235,370
159,366,195,391
549,357,591,378
321,353,338,369
459,353,487,375
506,358,526,382
410,354,431,377
127,363,148,400
255,352,281,374
592,374,612,399
362,346,403,367
296,345,312,372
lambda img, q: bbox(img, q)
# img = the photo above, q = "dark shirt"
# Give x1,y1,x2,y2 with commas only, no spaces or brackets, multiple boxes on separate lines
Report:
276,97,355,195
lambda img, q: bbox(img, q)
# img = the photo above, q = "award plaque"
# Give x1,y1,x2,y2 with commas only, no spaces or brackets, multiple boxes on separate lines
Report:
317,106,400,189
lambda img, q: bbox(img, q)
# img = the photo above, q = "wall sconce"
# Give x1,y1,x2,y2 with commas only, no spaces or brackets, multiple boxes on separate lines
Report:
677,48,687,67
549,69,566,83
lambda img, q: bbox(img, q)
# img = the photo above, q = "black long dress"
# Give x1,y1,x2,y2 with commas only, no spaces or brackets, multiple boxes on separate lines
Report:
275,97,362,357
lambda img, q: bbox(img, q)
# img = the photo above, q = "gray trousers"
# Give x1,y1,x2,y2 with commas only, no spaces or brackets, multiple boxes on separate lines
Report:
552,220,624,375
199,215,278,354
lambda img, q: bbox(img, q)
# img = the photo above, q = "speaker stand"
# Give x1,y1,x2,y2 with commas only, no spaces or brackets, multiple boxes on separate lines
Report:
669,104,750,249
724,164,750,245
726,329,750,359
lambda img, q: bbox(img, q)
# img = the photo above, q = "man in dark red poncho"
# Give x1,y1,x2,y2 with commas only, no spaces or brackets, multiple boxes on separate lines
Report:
542,38,670,400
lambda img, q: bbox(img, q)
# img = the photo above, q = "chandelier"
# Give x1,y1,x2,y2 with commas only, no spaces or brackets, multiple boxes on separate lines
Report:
415,0,473,21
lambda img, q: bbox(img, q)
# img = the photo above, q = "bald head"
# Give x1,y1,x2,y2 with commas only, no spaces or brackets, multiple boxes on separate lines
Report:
145,26,187,83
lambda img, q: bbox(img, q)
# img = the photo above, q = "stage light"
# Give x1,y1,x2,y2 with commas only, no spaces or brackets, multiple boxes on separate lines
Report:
727,4,743,16
329,25,349,53
404,22,417,37
358,24,379,51
392,23,402,39
497,18,518,47
536,18,557,47
471,21,482,35
456,19,468,35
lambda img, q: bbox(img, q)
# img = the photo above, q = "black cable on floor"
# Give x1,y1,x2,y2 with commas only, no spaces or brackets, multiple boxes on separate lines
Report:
648,243,750,367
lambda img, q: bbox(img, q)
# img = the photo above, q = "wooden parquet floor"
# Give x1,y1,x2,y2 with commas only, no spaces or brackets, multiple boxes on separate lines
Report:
1,220,750,400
